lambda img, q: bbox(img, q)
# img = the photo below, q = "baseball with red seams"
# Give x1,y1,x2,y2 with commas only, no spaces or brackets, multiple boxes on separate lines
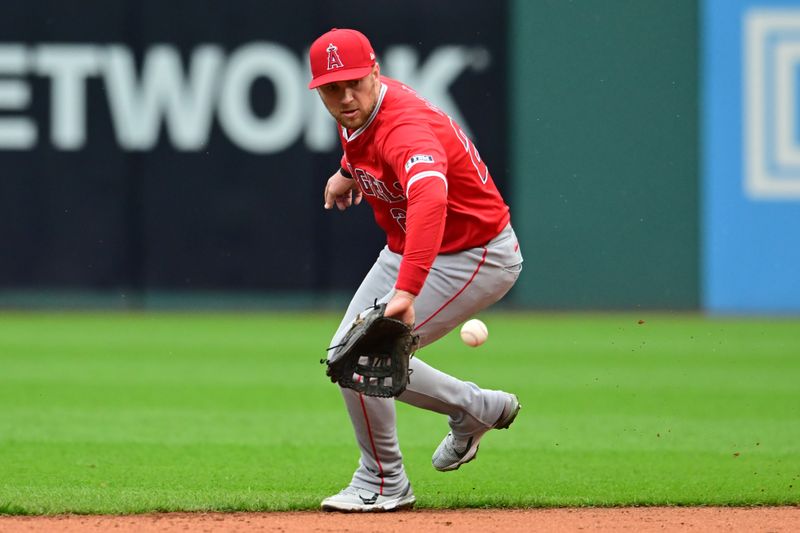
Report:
460,318,488,347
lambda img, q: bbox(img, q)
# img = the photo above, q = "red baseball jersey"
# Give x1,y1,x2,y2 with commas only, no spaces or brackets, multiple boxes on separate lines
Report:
340,76,510,295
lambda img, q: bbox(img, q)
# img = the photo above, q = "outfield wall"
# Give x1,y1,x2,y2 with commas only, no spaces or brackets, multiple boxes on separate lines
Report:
702,0,800,314
1,1,798,313
509,1,699,310
0,0,508,308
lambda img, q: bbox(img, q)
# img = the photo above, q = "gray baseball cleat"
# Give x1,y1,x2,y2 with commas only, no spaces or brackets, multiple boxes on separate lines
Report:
321,483,416,512
432,392,521,472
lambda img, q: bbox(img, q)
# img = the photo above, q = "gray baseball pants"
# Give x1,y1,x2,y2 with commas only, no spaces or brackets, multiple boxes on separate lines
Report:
328,222,523,495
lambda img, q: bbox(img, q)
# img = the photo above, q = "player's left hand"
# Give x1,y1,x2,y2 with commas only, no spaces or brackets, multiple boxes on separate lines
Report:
384,290,416,326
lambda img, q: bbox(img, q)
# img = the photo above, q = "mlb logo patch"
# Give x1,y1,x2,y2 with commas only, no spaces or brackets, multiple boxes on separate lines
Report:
745,9,800,198
404,154,434,172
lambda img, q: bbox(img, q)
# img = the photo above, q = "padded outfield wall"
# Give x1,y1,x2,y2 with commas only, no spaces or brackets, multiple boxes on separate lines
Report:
7,1,798,313
702,0,800,314
509,0,700,310
0,0,509,309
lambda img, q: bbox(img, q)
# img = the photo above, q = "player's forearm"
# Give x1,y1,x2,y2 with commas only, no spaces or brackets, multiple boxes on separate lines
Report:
395,179,447,295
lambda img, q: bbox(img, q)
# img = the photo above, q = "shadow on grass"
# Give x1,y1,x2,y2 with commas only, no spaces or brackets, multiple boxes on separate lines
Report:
0,503,33,516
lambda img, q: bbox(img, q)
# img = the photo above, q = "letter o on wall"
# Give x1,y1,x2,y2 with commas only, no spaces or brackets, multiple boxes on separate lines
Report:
218,42,304,154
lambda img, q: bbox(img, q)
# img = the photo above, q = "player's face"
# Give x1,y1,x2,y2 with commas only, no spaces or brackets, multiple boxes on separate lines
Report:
317,64,381,130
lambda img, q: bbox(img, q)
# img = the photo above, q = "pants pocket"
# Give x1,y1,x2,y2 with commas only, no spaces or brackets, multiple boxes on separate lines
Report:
502,262,523,280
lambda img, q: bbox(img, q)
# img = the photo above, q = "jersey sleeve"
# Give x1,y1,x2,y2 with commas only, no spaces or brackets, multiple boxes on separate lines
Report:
380,122,450,295
380,122,448,195
395,177,447,295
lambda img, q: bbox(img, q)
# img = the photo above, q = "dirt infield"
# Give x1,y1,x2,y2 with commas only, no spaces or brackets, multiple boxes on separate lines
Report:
1,507,799,532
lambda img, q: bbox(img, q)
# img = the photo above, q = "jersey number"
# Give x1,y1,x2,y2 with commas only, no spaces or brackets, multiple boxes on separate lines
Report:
390,208,407,233
450,118,489,184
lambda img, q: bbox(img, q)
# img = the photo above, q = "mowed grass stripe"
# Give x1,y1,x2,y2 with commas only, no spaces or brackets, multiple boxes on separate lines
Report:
0,312,798,513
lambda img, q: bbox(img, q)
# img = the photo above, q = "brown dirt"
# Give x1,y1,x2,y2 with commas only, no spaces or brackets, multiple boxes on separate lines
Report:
1,507,798,532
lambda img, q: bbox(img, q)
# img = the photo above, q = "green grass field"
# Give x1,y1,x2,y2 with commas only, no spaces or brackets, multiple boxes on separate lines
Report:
0,312,798,514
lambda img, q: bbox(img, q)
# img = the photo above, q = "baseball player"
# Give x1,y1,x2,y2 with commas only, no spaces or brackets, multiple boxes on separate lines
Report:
309,28,523,512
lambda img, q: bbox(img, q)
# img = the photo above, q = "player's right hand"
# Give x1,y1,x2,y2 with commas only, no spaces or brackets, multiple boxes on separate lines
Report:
384,289,416,326
324,169,362,211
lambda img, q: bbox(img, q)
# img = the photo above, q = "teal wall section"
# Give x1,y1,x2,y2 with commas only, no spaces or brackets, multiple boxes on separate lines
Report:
509,1,699,309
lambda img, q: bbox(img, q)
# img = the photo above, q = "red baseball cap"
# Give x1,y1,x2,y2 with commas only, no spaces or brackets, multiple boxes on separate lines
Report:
308,28,376,89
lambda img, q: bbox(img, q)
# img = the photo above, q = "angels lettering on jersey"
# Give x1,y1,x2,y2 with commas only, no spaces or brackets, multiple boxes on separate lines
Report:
350,167,405,204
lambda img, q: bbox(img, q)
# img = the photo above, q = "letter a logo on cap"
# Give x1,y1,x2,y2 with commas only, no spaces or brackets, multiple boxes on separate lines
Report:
326,44,344,70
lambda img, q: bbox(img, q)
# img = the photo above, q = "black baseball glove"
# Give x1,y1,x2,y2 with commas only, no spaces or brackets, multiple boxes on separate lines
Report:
323,302,419,398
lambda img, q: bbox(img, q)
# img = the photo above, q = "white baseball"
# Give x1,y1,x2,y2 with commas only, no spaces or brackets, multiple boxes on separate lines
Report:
460,319,488,347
